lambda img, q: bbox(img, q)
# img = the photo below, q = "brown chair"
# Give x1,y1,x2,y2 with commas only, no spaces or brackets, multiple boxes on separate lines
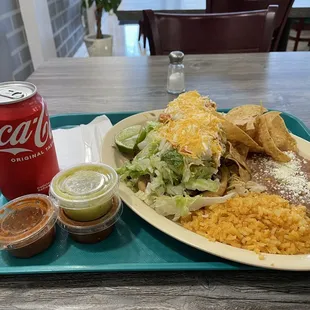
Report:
289,19,310,51
143,6,278,55
206,0,294,51
138,19,147,49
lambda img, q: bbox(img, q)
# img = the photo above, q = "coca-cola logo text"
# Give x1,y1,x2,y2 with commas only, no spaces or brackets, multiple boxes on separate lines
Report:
0,104,52,155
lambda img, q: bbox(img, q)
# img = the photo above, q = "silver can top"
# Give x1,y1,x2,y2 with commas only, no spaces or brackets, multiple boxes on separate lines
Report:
0,81,37,105
169,51,184,64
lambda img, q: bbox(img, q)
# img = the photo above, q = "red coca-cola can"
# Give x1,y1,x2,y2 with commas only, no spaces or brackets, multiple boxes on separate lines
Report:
0,81,59,200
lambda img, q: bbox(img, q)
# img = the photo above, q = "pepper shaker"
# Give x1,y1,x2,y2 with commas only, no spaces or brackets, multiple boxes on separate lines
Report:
167,51,185,94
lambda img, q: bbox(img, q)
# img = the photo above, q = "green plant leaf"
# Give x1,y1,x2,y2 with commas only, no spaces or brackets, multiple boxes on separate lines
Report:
81,0,121,12
81,0,95,8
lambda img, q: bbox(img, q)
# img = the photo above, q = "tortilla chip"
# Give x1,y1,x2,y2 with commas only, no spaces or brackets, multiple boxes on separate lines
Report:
203,165,229,197
227,105,266,122
225,159,250,182
239,167,251,182
257,116,291,162
221,118,264,152
262,112,297,152
246,115,262,138
225,142,251,182
227,163,239,176
226,105,267,134
234,144,249,160
227,143,249,170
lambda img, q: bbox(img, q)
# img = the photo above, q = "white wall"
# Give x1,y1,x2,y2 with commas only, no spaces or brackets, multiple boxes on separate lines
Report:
19,0,56,70
85,0,96,35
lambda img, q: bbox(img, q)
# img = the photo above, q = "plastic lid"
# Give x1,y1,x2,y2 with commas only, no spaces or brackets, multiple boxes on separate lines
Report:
57,196,123,235
0,194,58,250
49,163,119,210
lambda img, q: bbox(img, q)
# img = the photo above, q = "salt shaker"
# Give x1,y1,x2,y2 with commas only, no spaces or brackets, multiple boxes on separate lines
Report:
167,51,185,94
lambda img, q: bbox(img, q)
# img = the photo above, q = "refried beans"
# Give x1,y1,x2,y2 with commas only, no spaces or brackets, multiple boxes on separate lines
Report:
247,151,310,209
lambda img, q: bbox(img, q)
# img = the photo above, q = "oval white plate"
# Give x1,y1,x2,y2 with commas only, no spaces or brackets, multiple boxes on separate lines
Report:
102,110,310,271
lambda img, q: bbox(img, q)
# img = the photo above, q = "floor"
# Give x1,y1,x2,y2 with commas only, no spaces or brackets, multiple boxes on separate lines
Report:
74,14,310,58
74,13,150,57
118,0,206,11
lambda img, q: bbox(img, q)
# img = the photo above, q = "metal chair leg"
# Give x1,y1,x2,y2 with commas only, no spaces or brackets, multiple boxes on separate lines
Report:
143,34,146,49
138,23,142,41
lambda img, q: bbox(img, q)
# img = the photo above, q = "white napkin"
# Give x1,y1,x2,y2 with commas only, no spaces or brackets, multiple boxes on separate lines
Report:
52,115,113,169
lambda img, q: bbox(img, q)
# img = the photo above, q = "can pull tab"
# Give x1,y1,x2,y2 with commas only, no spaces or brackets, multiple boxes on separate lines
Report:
0,88,25,99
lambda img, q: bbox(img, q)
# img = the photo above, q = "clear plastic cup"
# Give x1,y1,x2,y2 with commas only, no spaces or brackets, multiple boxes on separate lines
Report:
49,163,119,222
0,194,58,258
57,196,123,244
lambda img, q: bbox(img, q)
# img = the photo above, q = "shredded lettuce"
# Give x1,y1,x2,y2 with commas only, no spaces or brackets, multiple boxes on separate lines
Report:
161,149,184,173
137,124,161,150
185,178,219,192
166,184,185,196
117,123,226,219
152,193,235,221
190,165,217,180
145,121,160,134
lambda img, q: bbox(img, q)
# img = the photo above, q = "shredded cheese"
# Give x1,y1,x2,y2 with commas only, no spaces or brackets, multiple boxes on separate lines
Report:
157,91,224,161
163,90,216,120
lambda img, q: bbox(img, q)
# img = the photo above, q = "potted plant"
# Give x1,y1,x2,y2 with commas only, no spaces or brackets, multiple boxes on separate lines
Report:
82,0,121,56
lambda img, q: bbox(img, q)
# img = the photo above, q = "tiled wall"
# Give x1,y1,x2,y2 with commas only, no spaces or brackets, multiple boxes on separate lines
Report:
0,0,34,81
48,0,85,57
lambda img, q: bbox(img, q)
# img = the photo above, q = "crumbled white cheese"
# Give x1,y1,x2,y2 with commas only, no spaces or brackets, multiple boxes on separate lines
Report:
264,151,310,203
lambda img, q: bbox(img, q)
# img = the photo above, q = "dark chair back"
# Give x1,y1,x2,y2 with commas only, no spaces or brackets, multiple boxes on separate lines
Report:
206,0,294,50
143,6,278,55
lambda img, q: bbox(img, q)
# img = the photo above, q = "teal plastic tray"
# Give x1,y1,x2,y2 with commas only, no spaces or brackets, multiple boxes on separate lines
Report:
0,110,309,274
